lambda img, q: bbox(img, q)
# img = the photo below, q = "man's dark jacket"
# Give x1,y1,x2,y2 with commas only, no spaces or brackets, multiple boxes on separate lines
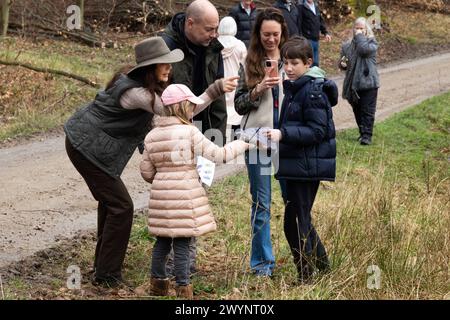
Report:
160,13,227,144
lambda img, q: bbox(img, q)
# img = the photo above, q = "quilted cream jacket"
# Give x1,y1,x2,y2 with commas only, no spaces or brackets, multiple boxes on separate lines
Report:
140,116,248,238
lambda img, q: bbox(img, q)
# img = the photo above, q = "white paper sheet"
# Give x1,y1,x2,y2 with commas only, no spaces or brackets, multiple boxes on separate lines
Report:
196,156,215,187
236,127,278,152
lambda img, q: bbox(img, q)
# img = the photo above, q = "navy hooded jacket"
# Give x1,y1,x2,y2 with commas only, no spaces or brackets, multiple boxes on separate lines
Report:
275,67,338,181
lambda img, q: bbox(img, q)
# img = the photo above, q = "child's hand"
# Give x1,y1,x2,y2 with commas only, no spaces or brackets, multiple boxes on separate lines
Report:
240,133,262,150
222,76,240,93
264,129,282,142
246,141,257,150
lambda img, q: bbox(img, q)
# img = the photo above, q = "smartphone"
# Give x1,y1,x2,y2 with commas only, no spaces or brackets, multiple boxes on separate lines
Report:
264,60,278,78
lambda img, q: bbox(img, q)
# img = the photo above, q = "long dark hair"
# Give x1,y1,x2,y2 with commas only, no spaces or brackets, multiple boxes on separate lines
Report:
245,7,288,88
106,64,168,109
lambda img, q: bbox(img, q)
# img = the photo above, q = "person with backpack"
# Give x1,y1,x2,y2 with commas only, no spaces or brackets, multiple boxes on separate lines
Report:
265,36,338,283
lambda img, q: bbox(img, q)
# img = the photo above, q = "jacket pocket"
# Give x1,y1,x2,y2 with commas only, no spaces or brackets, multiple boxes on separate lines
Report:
92,130,121,167
359,73,378,90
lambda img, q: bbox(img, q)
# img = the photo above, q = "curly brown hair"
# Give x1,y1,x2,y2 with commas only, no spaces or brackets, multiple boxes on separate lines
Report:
245,7,288,88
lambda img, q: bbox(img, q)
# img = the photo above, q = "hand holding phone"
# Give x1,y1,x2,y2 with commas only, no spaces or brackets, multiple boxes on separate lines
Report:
252,60,280,99
265,59,278,78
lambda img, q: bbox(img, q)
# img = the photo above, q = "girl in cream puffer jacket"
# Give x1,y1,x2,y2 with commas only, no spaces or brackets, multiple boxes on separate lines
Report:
140,84,249,297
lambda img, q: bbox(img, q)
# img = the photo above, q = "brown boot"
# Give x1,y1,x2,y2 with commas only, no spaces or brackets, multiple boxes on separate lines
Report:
175,284,193,299
149,278,169,296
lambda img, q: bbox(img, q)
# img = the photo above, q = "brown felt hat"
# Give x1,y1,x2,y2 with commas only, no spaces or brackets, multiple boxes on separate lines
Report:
127,37,184,75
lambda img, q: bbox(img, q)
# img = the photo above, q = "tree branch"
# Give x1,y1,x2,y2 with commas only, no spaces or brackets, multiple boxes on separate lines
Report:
0,59,101,88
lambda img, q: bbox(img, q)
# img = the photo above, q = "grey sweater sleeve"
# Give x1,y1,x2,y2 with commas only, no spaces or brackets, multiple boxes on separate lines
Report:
120,87,163,114
121,79,228,117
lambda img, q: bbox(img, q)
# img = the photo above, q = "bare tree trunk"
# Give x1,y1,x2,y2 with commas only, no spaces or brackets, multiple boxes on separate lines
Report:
164,0,173,12
1,0,11,38
77,0,84,30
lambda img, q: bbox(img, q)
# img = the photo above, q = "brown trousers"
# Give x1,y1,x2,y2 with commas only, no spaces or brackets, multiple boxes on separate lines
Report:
65,137,133,281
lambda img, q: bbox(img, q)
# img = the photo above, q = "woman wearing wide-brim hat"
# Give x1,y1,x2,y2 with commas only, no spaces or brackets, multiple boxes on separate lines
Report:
64,36,238,288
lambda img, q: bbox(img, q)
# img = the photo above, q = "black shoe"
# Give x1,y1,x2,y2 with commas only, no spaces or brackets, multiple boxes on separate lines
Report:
92,275,130,289
360,137,371,145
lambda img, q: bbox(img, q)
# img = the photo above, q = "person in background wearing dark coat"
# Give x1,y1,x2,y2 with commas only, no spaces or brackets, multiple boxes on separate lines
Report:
339,17,379,145
297,0,332,67
273,0,301,38
228,0,258,48
265,36,337,283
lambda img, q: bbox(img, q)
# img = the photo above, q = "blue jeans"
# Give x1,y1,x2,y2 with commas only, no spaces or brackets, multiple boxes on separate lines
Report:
245,150,275,275
309,40,320,67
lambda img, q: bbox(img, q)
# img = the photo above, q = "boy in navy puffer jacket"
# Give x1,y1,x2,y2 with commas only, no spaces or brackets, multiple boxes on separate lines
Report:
265,36,338,283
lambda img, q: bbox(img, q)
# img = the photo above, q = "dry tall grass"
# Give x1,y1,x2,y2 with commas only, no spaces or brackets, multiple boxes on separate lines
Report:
199,160,449,299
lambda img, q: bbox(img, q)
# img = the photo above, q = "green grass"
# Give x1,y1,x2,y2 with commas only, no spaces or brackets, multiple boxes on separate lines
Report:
1,277,31,300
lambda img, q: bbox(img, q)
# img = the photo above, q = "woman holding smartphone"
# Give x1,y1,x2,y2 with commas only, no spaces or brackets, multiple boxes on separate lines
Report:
234,7,289,277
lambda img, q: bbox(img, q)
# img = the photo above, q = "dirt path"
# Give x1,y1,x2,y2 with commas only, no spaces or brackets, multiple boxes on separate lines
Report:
1,52,450,269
